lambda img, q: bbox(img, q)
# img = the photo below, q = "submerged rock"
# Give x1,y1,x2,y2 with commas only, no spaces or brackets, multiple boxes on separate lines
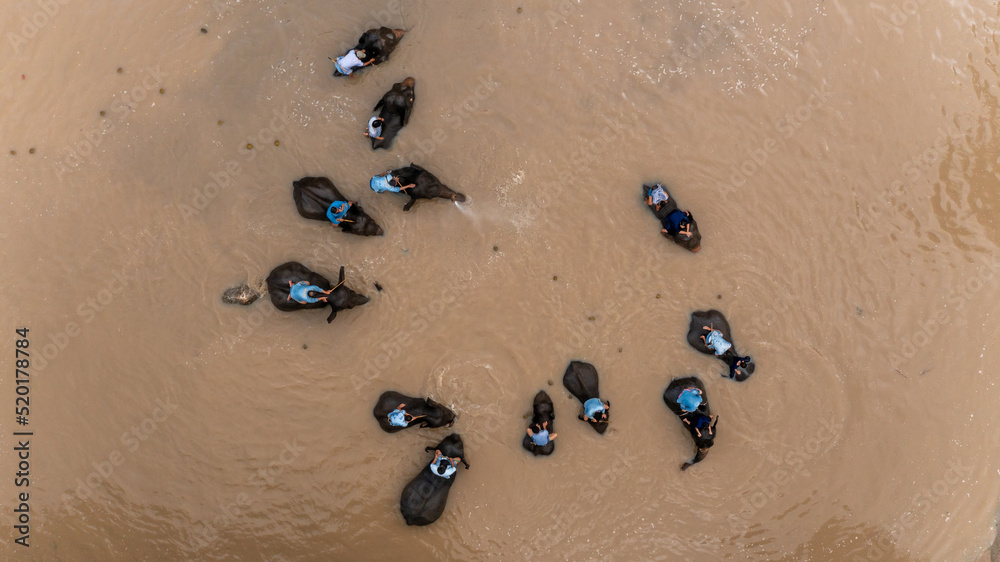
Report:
221,279,265,305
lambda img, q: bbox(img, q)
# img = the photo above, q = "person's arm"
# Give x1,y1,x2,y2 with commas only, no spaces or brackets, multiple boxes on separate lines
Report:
526,427,534,436
549,433,557,440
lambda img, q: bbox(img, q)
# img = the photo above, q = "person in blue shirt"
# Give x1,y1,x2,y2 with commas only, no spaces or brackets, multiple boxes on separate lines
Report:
370,170,416,194
387,403,425,428
683,412,717,438
645,183,670,212
526,420,557,446
430,449,461,479
700,324,733,356
661,209,694,238
286,280,334,304
326,200,353,225
677,387,704,413
580,397,610,423
727,355,753,380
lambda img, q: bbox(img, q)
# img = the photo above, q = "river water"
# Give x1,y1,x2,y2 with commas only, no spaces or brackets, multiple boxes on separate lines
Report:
2,0,1000,560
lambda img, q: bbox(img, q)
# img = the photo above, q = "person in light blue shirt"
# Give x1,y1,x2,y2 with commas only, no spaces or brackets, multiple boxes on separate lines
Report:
677,388,703,413
581,397,610,422
645,183,670,211
369,171,415,194
430,449,459,479
388,403,424,428
526,421,557,446
700,325,732,356
286,280,333,304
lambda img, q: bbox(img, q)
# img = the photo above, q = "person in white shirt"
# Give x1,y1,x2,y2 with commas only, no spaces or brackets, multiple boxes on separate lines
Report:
364,117,384,140
332,48,374,76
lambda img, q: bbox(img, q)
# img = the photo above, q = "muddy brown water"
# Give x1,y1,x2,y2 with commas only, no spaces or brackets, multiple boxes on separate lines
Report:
2,0,1000,560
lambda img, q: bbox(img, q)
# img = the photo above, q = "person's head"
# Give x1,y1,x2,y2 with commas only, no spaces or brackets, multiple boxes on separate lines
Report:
373,117,383,127
730,355,755,382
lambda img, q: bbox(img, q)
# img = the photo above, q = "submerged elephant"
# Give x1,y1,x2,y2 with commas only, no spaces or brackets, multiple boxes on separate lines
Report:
332,27,405,76
265,262,369,323
687,309,755,381
643,183,702,252
400,433,470,526
522,390,557,456
292,176,383,236
562,360,610,435
370,163,466,211
373,391,456,433
663,376,718,471
370,77,415,149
